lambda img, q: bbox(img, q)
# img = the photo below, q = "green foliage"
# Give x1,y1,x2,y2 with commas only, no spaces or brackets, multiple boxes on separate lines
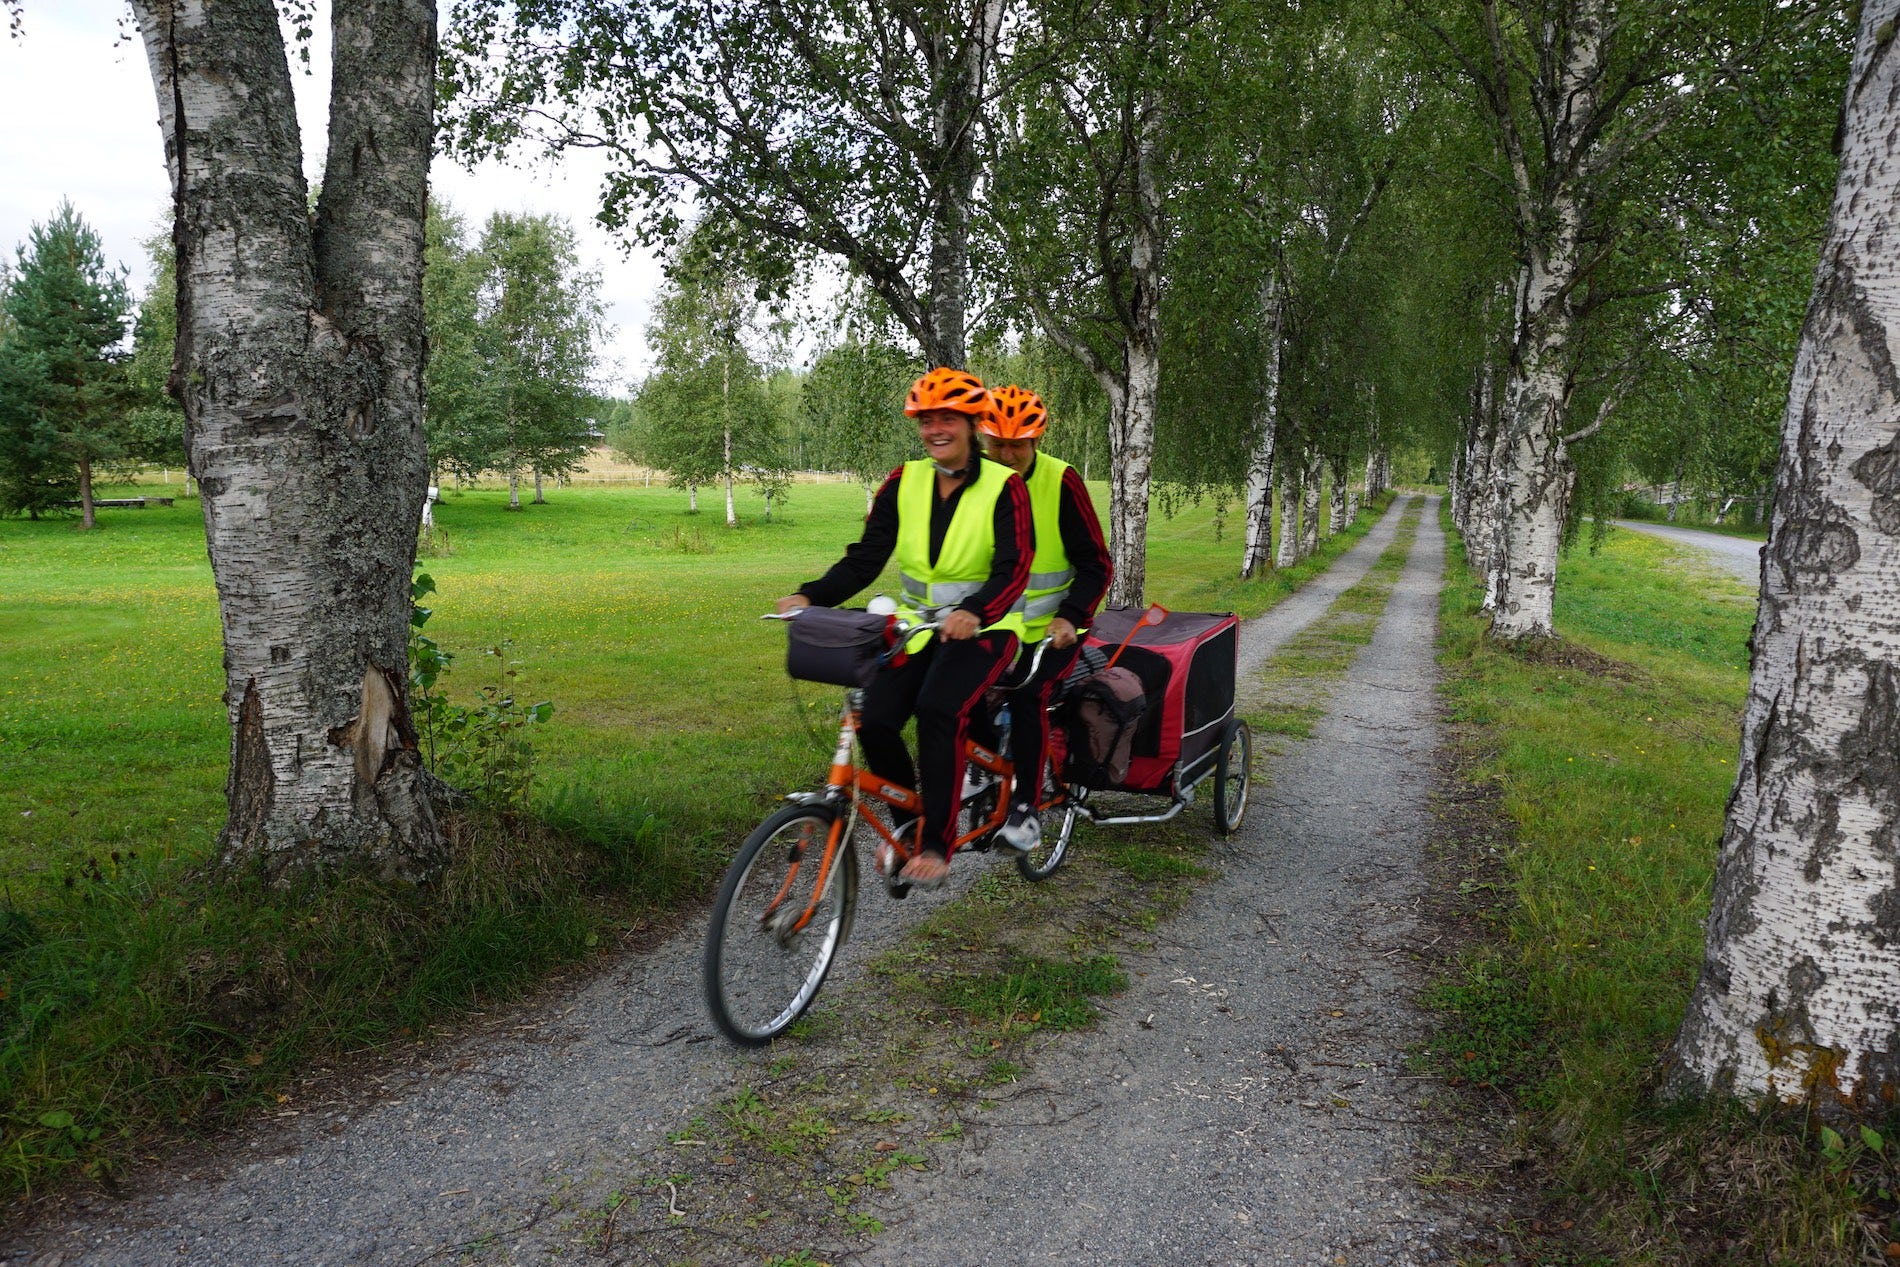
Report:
800,335,918,492
422,205,604,496
638,225,790,520
409,572,552,809
422,201,496,481
440,0,994,364
0,200,133,518
120,233,186,469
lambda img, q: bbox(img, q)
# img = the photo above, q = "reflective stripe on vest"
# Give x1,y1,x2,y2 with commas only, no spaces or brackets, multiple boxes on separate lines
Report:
893,458,1023,639
1012,454,1077,638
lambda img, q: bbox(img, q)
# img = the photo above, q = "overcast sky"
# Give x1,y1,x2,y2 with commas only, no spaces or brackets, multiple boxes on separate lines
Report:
0,1,663,383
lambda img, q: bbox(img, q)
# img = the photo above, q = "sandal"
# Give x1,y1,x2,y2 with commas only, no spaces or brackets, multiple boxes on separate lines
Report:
898,851,950,890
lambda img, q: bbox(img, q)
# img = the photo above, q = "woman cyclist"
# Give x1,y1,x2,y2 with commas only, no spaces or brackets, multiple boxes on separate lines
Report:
775,368,1031,888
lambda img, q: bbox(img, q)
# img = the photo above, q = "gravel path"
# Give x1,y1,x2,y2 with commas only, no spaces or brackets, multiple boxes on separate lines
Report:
1612,519,1763,586
1,496,1468,1267
857,496,1476,1265
1237,498,1408,676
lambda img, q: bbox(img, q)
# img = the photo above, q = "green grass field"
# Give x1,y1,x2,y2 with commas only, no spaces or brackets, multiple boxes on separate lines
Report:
0,475,1383,1199
0,479,1360,879
1435,514,1897,1264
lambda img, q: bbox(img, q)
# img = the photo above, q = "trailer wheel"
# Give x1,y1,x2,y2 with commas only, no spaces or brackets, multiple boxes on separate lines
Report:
1213,720,1251,835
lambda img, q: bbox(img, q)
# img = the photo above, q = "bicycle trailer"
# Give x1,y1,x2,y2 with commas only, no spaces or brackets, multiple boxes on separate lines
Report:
1052,605,1251,837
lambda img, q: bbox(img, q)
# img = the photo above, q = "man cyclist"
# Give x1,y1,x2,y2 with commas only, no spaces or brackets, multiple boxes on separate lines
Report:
978,385,1112,854
776,368,1031,889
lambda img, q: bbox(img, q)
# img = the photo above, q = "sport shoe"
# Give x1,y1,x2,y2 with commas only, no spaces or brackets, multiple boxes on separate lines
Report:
995,803,1040,855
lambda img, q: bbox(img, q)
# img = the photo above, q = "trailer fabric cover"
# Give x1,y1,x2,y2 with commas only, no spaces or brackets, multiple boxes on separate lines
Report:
1080,607,1239,795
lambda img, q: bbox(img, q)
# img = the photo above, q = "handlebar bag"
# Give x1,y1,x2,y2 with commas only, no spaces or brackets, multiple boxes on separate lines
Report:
785,608,898,688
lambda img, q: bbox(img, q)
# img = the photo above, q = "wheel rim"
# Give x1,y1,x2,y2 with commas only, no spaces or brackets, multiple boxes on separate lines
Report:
1224,727,1251,829
712,813,847,1041
1019,802,1077,880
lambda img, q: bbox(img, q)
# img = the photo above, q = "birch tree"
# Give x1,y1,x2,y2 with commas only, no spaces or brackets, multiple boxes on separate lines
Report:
803,334,919,510
1420,0,1830,638
1239,262,1286,578
1667,0,1900,1108
989,0,1187,606
442,0,1007,369
129,0,441,880
469,212,601,509
640,238,786,526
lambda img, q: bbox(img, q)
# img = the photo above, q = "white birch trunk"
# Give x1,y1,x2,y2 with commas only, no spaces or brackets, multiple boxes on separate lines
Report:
688,484,698,513
1030,98,1161,608
723,359,737,527
508,468,522,510
1300,449,1321,558
1669,0,1900,1106
132,0,440,880
1275,464,1300,569
1239,264,1284,580
1482,0,1603,641
1490,327,1578,639
532,467,545,504
1327,460,1346,540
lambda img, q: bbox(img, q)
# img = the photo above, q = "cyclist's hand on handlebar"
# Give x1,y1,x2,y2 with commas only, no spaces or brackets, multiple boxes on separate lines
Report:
775,594,812,615
1048,617,1078,649
941,608,980,641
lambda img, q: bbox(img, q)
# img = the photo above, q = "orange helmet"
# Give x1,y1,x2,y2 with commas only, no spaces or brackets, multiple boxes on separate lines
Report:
905,367,992,418
979,385,1049,441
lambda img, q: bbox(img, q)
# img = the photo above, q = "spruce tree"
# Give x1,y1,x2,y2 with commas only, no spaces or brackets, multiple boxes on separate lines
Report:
0,201,131,525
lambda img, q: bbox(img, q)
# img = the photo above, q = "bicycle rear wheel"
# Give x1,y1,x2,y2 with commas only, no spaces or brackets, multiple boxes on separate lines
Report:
704,803,858,1046
1017,800,1080,881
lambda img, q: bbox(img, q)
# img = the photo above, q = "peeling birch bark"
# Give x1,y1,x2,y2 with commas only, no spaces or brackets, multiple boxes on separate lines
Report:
1480,0,1602,640
1275,464,1300,569
1300,449,1321,557
1668,0,1900,1108
1327,459,1346,540
133,0,441,882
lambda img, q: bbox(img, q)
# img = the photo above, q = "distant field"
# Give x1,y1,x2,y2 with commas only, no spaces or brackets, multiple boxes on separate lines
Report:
0,477,1335,884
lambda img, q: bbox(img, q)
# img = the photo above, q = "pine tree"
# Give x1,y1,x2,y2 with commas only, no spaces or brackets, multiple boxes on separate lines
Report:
0,201,132,525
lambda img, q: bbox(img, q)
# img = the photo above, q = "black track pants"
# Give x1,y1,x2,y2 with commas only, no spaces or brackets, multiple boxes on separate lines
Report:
1004,640,1084,809
859,631,1018,859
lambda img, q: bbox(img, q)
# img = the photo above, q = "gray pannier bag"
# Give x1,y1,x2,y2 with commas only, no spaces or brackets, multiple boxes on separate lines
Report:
784,607,897,688
1062,663,1148,788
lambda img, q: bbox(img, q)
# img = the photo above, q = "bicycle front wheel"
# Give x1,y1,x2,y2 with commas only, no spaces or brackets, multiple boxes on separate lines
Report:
703,803,858,1046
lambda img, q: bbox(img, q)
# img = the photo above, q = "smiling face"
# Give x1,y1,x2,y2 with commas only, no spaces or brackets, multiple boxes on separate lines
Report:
915,408,975,470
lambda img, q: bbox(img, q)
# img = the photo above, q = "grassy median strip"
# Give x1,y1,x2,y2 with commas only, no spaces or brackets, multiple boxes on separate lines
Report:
1430,508,1899,1265
1248,495,1422,742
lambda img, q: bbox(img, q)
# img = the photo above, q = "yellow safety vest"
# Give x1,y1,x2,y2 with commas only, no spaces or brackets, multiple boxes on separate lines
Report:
895,458,1024,644
1014,453,1080,642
